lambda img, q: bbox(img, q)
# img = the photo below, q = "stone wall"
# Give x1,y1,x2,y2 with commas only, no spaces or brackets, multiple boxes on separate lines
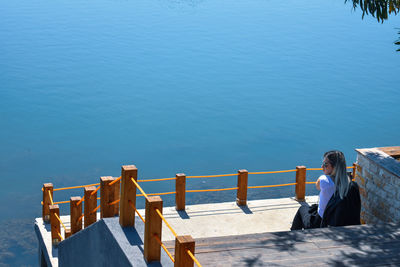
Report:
355,147,400,224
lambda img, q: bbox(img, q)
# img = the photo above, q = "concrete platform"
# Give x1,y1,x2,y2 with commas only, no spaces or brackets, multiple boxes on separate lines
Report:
35,196,318,266
159,196,318,241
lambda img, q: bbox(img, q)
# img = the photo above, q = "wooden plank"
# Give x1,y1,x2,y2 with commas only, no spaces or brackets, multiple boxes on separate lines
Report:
175,173,186,211
42,183,53,222
100,176,115,218
295,166,306,201
144,196,163,263
70,196,82,234
120,165,137,227
49,204,61,246
195,248,295,266
378,146,400,158
174,235,195,267
236,170,248,206
84,186,97,227
193,241,400,267
194,238,318,255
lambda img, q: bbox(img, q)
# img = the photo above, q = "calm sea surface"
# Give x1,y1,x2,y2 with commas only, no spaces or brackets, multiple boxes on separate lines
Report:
0,0,399,265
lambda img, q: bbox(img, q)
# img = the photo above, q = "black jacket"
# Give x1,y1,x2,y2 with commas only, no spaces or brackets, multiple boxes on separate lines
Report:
321,181,361,227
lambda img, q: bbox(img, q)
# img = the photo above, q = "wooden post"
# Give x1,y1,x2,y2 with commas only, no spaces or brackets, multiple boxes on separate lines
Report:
65,229,71,239
236,170,248,206
174,235,195,267
100,176,116,218
84,186,97,228
295,166,306,201
120,165,138,227
42,183,53,223
49,204,61,246
352,163,357,180
70,196,82,234
175,173,186,211
144,196,163,263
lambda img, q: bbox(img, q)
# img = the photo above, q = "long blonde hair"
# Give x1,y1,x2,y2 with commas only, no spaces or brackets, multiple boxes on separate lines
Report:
324,150,350,199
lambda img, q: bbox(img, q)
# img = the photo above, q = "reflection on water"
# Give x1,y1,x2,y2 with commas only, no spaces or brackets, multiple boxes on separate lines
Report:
346,0,400,22
346,0,400,51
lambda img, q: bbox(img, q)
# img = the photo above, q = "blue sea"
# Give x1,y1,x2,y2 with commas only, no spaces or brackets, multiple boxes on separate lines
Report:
0,0,399,265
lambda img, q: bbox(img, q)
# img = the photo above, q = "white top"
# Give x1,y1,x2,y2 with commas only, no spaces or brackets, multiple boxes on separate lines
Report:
318,175,335,218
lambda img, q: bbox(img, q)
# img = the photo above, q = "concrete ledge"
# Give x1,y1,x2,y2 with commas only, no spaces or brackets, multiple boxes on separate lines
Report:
58,217,173,266
356,147,400,177
34,220,54,267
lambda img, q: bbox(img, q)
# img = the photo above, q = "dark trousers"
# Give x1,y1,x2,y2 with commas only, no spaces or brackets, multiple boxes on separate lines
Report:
291,204,322,230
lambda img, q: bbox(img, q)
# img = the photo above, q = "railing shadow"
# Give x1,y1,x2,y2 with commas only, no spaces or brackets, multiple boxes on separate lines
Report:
238,205,253,215
122,227,144,247
177,210,190,219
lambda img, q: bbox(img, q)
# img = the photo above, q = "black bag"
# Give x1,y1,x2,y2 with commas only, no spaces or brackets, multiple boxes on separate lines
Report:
308,204,322,228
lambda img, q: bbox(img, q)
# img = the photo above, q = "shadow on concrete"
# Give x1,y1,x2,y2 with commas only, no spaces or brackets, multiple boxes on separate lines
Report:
122,227,143,247
44,223,51,232
243,253,262,267
179,205,299,218
238,205,253,214
51,247,58,259
177,210,190,219
299,201,310,207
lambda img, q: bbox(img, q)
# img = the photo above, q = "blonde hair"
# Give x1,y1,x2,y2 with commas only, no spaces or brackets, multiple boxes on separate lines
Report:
324,150,350,199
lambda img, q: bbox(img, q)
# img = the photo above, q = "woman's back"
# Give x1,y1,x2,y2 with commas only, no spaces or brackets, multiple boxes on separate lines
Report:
321,181,361,227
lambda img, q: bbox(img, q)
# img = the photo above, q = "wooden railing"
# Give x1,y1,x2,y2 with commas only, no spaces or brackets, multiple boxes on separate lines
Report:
41,163,356,266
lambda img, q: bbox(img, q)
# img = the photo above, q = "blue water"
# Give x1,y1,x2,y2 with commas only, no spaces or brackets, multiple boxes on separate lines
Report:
0,0,399,265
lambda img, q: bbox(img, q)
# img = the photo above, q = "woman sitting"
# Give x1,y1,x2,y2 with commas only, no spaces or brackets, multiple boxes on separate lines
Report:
291,150,360,230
